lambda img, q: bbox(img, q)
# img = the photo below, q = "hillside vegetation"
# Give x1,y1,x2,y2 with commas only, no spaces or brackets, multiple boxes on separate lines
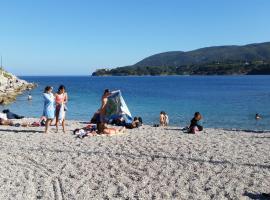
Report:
93,42,270,76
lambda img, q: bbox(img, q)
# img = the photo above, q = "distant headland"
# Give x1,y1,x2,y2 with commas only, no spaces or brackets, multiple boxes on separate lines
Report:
92,42,270,76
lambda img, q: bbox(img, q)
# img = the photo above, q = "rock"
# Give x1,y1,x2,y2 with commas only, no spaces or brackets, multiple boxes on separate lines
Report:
0,70,37,105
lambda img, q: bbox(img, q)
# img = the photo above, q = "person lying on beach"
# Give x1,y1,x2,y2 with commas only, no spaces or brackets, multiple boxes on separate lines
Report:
2,109,24,119
188,112,203,134
97,122,125,135
0,118,14,126
112,116,143,129
73,124,97,138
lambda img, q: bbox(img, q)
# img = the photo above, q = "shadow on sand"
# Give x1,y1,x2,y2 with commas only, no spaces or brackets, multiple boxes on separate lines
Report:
0,128,44,133
14,146,270,170
243,191,270,200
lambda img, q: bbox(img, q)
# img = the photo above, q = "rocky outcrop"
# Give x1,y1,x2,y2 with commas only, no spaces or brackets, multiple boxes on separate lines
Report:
0,69,36,105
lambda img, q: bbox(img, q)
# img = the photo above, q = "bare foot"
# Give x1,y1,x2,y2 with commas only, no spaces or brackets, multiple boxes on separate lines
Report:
119,127,126,133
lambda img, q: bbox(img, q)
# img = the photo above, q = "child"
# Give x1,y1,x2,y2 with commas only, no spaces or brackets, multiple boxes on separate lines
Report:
188,112,203,134
164,112,169,126
160,111,166,126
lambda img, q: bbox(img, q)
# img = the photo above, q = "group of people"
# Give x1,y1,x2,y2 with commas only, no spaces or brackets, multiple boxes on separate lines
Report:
43,85,68,133
159,111,203,134
91,89,143,135
42,85,204,135
74,89,129,137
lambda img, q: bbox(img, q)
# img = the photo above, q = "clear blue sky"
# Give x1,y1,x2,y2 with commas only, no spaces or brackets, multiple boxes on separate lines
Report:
0,0,269,75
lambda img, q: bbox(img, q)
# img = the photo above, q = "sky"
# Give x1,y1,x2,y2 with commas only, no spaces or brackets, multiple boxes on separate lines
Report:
0,0,269,75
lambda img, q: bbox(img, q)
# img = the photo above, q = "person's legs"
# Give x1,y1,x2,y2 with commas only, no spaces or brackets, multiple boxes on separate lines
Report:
62,119,66,133
189,126,198,134
45,119,52,133
55,106,60,132
198,125,203,131
103,128,117,135
103,127,125,135
0,119,13,126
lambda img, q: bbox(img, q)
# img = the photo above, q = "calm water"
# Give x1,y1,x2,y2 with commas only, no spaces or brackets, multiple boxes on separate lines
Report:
1,76,270,130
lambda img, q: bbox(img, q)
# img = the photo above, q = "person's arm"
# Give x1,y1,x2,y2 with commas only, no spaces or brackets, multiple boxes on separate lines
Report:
101,98,107,111
64,93,68,103
44,93,54,103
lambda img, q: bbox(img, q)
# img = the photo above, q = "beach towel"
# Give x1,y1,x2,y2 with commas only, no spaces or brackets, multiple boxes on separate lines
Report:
105,90,132,123
58,103,66,122
0,113,7,120
43,93,55,119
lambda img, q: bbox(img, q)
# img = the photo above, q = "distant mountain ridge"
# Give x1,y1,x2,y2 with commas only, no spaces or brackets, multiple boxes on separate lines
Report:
92,42,270,76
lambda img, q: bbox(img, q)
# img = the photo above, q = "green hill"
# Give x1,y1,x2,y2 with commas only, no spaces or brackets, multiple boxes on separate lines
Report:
92,42,270,76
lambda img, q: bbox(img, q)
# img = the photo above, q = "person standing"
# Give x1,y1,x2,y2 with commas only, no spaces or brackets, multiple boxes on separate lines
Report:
165,112,169,126
99,89,111,124
55,85,68,133
43,86,55,133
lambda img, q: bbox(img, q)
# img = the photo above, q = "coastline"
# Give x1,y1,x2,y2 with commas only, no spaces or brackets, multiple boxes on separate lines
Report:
0,118,269,199
0,70,36,104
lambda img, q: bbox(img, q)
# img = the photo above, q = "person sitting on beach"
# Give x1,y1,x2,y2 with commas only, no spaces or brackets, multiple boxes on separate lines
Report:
43,86,55,133
255,113,262,120
125,117,143,129
111,116,126,126
160,111,166,126
188,112,203,134
55,85,68,133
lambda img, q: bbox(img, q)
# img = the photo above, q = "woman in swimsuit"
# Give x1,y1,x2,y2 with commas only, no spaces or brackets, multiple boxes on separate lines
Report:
55,85,68,133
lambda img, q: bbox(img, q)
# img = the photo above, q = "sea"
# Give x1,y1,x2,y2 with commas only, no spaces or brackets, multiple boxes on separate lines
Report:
1,75,270,130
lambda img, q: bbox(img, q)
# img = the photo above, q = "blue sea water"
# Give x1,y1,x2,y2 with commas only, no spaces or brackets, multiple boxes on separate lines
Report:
1,76,270,130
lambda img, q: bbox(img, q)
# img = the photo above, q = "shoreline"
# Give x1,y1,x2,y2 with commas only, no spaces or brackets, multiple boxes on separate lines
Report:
5,116,270,133
0,70,36,104
0,118,269,198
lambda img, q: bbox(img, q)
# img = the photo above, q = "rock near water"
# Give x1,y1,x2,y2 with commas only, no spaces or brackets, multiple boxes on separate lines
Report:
0,69,36,105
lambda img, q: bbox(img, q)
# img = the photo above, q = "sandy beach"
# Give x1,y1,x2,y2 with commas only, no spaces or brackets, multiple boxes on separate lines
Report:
0,118,269,199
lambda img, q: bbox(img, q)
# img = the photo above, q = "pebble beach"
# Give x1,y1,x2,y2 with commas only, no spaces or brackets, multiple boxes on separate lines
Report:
0,118,269,199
